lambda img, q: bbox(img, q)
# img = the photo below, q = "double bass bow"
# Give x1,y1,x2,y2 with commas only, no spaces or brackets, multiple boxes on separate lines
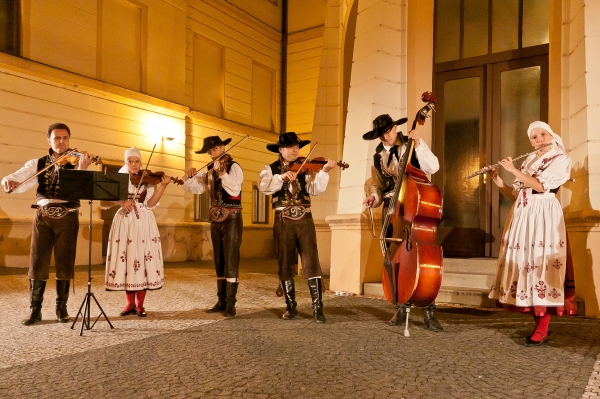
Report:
379,92,443,335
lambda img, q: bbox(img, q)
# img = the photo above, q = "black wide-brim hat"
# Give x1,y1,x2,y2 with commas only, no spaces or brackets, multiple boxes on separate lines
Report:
362,114,408,141
195,135,232,154
266,132,311,153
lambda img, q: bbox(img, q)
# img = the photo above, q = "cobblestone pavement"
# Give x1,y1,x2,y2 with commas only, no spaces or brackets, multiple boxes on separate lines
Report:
0,260,599,399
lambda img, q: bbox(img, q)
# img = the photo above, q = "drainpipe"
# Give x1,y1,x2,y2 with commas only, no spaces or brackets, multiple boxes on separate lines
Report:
280,0,288,134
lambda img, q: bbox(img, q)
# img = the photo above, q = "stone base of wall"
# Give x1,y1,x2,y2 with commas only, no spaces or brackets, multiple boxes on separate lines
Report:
0,218,275,268
0,217,104,268
326,213,383,294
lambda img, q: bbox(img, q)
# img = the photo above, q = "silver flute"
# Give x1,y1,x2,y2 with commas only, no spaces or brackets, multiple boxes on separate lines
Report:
465,142,553,180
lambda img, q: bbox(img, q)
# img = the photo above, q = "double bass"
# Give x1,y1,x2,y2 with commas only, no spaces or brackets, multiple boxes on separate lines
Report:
380,92,444,323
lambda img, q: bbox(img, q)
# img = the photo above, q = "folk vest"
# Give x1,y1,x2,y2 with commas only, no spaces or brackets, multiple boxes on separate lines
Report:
36,152,80,207
373,142,421,197
269,159,311,208
209,160,242,208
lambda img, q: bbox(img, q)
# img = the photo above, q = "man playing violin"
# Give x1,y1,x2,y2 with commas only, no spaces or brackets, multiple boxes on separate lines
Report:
1,122,95,325
363,114,443,331
182,135,244,317
258,132,336,323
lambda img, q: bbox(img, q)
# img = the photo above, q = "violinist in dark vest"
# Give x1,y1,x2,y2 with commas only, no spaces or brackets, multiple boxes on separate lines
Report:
258,132,336,323
1,122,95,325
182,136,244,317
363,114,443,331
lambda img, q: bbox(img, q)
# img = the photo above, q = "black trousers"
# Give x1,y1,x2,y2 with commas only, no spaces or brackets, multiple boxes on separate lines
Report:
210,212,243,279
29,210,79,280
273,213,322,281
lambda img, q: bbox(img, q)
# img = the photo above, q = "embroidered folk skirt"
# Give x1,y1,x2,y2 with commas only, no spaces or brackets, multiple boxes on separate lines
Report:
105,205,164,291
488,192,576,316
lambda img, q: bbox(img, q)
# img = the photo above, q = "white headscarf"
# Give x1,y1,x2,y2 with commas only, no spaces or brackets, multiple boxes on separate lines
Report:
119,147,143,173
513,121,568,192
526,121,566,154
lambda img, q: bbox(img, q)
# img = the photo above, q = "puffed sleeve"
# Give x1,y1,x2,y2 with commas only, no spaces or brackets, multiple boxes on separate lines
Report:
536,154,572,191
304,170,329,196
1,159,39,194
258,165,284,195
143,185,158,210
181,171,208,195
414,139,440,175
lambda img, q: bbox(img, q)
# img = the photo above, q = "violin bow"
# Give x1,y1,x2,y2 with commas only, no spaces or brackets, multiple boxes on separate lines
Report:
131,143,157,205
291,142,318,178
6,149,78,194
366,194,376,239
194,135,250,174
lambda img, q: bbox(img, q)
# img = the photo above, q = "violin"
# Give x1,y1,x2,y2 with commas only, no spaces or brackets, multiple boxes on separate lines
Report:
289,157,349,173
4,148,102,194
129,170,184,186
211,154,233,173
56,150,101,166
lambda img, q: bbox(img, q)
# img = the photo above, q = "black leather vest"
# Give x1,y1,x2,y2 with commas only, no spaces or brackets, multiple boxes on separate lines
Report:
373,143,421,196
209,160,242,208
36,151,80,207
269,159,311,208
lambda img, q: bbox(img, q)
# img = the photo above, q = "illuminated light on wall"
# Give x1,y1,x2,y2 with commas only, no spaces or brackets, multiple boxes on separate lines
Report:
143,114,182,143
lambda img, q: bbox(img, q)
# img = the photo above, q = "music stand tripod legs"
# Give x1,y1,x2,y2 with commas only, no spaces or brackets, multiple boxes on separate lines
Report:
71,200,114,335
59,169,128,336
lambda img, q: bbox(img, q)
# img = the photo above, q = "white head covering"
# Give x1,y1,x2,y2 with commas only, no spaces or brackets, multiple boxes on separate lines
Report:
119,147,143,173
526,121,565,154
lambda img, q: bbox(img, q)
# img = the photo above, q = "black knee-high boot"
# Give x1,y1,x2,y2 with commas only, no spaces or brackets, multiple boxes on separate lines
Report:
388,303,408,326
23,280,46,326
281,280,297,320
224,281,239,317
423,303,443,331
207,279,227,313
308,278,325,323
56,279,71,323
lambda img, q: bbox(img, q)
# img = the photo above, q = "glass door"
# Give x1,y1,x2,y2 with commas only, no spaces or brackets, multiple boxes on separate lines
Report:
490,55,548,255
433,55,547,257
433,67,486,257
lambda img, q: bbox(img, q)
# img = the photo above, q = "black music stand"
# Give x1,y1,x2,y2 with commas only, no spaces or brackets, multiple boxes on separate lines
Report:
60,170,128,335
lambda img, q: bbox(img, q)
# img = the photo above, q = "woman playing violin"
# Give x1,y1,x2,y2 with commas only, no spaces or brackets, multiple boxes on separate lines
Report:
1,123,95,326
483,121,575,346
104,147,171,317
257,132,336,323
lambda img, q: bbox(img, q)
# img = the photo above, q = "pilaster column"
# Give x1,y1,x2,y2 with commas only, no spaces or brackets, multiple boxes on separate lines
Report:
562,0,600,316
328,0,406,293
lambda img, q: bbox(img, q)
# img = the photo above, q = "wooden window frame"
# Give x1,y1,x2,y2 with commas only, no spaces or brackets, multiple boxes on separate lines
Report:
252,184,269,224
0,0,20,56
193,191,210,222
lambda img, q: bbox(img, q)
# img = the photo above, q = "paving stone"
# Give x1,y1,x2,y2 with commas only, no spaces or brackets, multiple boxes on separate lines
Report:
0,260,599,398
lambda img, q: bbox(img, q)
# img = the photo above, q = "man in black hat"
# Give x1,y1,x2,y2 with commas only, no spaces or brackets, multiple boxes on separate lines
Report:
258,132,336,323
182,135,243,317
363,114,443,331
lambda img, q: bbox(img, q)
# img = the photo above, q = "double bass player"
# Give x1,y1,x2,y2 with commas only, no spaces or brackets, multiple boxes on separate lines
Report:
363,114,443,331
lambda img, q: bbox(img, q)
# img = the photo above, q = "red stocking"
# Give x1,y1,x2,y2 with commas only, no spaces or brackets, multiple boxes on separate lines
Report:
136,290,147,311
125,291,135,310
531,314,551,342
